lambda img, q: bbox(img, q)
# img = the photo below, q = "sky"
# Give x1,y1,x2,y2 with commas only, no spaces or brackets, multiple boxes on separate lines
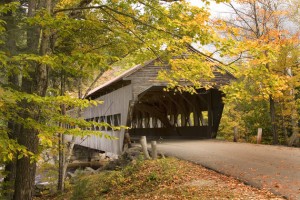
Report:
188,0,298,33
188,0,232,17
187,0,232,59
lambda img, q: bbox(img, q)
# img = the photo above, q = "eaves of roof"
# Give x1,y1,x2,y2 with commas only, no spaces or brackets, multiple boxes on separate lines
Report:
85,59,157,98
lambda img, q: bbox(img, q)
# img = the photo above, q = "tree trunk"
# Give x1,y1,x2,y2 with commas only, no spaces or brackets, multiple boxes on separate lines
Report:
4,159,17,199
269,95,278,145
58,71,66,192
13,0,52,199
14,64,46,199
62,137,76,178
58,76,83,192
57,132,65,192
1,1,21,198
13,127,39,200
58,127,77,193
3,122,21,199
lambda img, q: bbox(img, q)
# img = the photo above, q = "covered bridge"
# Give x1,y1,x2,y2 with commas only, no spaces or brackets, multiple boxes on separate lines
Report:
72,58,234,155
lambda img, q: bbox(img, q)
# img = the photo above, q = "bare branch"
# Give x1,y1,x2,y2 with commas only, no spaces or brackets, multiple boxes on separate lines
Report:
99,7,162,61
228,3,257,35
187,44,241,69
54,5,106,14
225,52,244,66
224,20,253,32
252,1,261,37
223,3,256,20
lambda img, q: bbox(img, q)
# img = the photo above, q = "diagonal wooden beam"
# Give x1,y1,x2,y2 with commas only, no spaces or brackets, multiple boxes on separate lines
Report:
134,103,172,128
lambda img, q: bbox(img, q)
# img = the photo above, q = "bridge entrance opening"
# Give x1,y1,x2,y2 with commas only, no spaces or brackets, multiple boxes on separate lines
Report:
129,86,224,140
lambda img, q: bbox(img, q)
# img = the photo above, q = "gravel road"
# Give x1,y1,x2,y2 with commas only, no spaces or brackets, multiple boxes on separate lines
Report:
156,139,300,199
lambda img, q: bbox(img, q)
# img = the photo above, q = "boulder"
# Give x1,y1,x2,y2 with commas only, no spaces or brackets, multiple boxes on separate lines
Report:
84,167,96,174
35,182,51,196
122,146,142,161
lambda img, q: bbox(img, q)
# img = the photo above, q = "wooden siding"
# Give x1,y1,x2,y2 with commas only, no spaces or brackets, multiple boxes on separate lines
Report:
67,84,133,155
124,61,167,100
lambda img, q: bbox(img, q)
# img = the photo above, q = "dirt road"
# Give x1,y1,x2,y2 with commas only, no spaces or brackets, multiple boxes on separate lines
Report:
156,140,300,199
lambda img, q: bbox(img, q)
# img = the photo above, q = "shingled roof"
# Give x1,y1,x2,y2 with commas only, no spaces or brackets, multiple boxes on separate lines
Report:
86,47,235,99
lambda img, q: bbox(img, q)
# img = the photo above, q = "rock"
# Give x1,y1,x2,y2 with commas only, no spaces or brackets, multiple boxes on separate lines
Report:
99,153,106,160
74,169,83,176
68,166,97,178
68,170,83,184
35,182,51,196
122,146,142,161
95,146,148,171
95,166,104,172
35,174,42,184
158,152,165,159
84,167,96,174
126,146,142,154
91,152,103,162
103,159,122,170
35,182,50,190
108,153,119,160
67,161,103,170
67,172,76,179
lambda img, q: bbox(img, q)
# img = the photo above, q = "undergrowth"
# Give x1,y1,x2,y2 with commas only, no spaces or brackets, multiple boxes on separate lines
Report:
70,158,184,200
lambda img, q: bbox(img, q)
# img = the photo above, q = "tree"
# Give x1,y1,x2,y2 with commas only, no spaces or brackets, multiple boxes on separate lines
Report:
217,0,300,145
0,0,221,199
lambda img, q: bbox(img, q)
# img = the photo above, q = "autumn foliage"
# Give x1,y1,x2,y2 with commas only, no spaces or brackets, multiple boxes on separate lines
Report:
215,0,300,145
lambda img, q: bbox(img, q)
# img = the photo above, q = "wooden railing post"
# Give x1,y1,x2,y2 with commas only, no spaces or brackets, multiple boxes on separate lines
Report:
233,126,238,142
151,141,157,160
140,136,150,159
257,128,262,144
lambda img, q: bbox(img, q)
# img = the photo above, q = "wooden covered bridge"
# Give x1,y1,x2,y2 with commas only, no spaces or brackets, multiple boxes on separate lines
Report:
72,58,234,155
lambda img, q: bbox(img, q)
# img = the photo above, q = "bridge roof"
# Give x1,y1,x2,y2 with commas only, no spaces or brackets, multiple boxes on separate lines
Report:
86,47,235,99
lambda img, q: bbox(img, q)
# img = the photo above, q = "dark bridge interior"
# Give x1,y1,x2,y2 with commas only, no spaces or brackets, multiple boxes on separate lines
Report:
128,86,224,140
